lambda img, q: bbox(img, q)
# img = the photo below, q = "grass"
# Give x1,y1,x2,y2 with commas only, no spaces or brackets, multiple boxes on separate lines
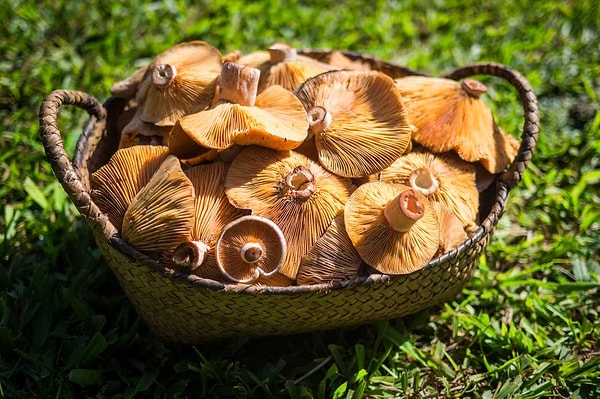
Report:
1,0,599,397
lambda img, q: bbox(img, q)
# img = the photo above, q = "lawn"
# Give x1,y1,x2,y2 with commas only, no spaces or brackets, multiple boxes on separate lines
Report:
1,0,599,398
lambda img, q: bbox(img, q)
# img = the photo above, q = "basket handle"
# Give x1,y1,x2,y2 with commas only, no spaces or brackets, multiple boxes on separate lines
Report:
39,89,118,238
443,62,540,190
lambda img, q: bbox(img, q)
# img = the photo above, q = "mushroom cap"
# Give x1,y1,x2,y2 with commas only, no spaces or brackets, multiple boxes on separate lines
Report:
224,146,356,279
136,41,223,126
215,215,287,283
344,182,440,274
121,155,195,257
296,214,364,285
294,70,413,177
394,76,520,173
169,84,308,153
433,202,468,255
90,145,170,230
375,150,479,229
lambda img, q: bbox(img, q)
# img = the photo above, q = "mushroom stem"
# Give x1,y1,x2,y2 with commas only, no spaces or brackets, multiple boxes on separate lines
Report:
461,78,487,98
240,242,264,264
268,42,297,64
172,240,209,270
219,62,260,106
307,106,332,135
152,64,177,88
383,189,425,232
408,167,440,196
284,166,316,199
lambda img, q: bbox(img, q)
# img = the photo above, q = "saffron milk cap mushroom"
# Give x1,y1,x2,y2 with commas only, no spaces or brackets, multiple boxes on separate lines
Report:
294,70,413,177
433,202,468,255
215,215,287,284
375,150,479,229
136,41,223,126
121,155,195,258
224,146,355,279
90,145,170,231
168,62,308,157
344,182,440,274
394,76,520,174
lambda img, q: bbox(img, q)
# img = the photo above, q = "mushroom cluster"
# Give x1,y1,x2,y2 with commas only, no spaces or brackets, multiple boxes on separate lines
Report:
92,40,519,286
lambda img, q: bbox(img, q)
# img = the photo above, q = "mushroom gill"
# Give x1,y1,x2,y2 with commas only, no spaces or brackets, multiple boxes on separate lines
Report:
224,146,356,279
394,75,520,174
215,215,287,283
90,145,170,231
344,182,440,275
374,150,479,229
121,155,195,258
294,70,413,177
135,40,223,126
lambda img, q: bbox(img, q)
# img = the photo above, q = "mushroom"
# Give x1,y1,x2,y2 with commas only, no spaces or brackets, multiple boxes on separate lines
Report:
167,161,248,279
90,145,170,230
394,76,520,174
168,62,309,159
344,182,440,274
239,43,335,92
121,155,195,258
434,202,468,255
294,70,413,177
135,40,223,126
215,215,287,284
373,150,479,229
224,146,356,279
118,116,172,148
296,214,364,285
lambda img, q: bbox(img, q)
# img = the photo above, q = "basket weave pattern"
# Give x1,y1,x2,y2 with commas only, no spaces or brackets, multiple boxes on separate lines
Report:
39,55,539,344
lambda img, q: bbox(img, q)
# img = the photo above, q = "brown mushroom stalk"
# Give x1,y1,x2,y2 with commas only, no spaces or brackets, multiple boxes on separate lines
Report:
408,167,440,196
307,106,332,136
283,166,316,199
218,61,260,106
383,189,425,233
171,240,210,270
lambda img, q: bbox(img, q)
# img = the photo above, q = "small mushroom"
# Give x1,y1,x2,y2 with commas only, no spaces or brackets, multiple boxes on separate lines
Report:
344,182,440,274
374,150,479,229
121,155,195,258
434,202,468,255
224,146,355,279
294,70,413,177
394,76,520,174
296,214,364,285
168,62,309,158
90,145,170,230
135,40,223,126
215,215,287,284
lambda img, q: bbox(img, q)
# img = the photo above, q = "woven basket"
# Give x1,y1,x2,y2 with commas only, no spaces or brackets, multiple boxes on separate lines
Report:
39,51,539,344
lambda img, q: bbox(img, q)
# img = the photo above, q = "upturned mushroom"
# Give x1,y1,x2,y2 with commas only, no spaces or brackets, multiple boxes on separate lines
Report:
294,70,413,177
215,215,287,284
110,65,148,100
373,150,479,229
224,146,356,279
90,145,170,230
394,76,520,174
344,182,440,274
168,61,309,160
135,40,223,126
121,155,195,258
171,161,249,278
434,202,468,255
296,214,364,285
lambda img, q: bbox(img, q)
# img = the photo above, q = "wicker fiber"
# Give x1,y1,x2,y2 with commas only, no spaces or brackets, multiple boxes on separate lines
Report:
39,53,539,344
